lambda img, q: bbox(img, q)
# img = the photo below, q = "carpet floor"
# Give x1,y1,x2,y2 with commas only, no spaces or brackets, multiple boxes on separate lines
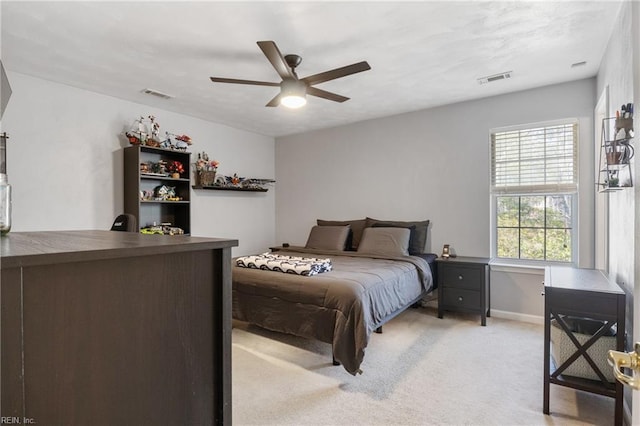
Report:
232,306,614,425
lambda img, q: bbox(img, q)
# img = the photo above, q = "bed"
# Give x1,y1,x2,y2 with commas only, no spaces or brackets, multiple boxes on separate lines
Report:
232,217,436,375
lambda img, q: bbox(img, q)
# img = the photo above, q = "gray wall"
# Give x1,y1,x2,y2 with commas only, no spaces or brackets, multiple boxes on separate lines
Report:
0,62,618,323
2,70,602,322
633,1,640,419
597,1,639,420
276,78,597,321
1,72,276,256
597,0,635,346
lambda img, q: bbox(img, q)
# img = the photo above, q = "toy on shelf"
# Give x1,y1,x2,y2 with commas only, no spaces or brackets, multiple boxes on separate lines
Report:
125,115,193,151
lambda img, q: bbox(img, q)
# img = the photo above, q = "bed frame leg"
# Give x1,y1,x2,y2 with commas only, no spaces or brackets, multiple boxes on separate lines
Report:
375,326,383,334
332,356,340,366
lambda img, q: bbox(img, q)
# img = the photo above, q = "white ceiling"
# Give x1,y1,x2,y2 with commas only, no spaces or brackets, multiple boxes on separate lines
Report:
1,1,623,137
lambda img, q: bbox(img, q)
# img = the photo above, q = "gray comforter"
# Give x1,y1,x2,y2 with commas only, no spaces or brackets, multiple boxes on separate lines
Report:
232,247,433,375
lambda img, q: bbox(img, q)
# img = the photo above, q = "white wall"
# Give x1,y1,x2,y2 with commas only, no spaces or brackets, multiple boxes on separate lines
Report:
276,78,596,319
1,72,275,256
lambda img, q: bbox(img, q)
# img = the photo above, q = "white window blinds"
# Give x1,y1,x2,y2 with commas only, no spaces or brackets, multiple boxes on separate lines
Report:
491,122,578,194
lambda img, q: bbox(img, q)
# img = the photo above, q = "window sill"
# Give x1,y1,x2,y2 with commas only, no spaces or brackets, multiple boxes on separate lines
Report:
489,260,548,275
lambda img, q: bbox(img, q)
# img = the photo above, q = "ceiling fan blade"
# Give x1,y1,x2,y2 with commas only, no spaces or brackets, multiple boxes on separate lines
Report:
302,61,371,86
265,93,281,107
210,77,279,87
307,86,349,103
257,40,296,81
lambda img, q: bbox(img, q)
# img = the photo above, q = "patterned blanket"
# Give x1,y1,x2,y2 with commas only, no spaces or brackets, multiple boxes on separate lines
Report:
235,252,332,276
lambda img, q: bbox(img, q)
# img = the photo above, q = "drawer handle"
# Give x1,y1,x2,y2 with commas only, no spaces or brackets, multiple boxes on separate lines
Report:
458,296,463,302
458,275,463,280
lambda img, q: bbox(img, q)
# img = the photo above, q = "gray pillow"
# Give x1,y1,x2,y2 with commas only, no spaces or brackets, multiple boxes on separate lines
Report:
357,227,411,257
366,217,430,255
317,218,366,250
305,225,350,251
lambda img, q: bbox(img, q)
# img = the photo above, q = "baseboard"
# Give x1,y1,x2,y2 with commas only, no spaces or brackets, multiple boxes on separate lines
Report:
420,299,543,325
491,309,544,325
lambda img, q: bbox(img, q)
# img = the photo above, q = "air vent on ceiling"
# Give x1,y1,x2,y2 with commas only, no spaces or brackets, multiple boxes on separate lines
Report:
141,88,173,100
477,71,512,85
571,61,587,68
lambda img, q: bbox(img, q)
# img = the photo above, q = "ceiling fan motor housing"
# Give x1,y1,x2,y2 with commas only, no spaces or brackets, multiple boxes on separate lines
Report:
280,79,307,96
284,54,302,71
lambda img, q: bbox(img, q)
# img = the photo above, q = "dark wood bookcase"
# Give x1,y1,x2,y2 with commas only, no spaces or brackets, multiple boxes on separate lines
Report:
124,145,191,233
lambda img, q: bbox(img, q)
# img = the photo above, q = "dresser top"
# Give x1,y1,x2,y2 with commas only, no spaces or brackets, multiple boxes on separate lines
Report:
1,230,238,269
544,266,624,295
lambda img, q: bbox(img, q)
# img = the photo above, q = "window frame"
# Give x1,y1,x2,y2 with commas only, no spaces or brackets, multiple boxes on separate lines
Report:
489,119,579,266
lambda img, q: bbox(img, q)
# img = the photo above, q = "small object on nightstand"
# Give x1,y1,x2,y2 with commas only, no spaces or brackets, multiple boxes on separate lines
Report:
441,244,457,258
283,243,290,248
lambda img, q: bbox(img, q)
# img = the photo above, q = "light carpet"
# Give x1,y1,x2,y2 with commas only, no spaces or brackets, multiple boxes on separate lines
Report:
232,306,614,425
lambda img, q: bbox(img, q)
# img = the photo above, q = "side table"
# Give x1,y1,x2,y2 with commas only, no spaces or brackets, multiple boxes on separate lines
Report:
437,256,491,326
543,266,625,425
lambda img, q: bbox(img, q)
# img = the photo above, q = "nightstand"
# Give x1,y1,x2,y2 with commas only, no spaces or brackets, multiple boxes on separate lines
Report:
437,256,491,326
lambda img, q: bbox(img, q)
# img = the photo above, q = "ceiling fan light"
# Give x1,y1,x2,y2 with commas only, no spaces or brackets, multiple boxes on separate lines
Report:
280,79,307,109
281,94,307,109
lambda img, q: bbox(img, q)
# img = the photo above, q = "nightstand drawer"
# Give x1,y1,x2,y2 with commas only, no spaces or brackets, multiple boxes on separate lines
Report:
442,265,483,290
442,288,480,310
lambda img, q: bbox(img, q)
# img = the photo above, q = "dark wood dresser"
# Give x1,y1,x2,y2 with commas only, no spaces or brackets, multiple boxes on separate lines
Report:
437,256,491,326
1,230,237,426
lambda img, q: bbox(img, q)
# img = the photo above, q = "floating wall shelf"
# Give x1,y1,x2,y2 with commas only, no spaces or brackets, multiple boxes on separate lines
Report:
596,116,634,192
192,185,268,192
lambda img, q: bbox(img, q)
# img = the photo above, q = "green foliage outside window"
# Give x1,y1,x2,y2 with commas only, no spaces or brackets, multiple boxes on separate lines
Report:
496,195,572,262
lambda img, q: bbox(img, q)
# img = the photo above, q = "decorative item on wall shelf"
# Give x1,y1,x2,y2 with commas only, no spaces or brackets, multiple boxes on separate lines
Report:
193,151,219,187
615,103,634,139
193,175,275,192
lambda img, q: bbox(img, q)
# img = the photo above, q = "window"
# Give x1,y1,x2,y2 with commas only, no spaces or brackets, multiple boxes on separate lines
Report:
491,121,578,262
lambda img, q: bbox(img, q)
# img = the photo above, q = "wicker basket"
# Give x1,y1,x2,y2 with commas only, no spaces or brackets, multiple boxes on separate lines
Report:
197,171,217,187
550,317,616,382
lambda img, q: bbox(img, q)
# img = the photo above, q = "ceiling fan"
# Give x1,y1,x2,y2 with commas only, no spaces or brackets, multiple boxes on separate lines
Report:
210,41,371,109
